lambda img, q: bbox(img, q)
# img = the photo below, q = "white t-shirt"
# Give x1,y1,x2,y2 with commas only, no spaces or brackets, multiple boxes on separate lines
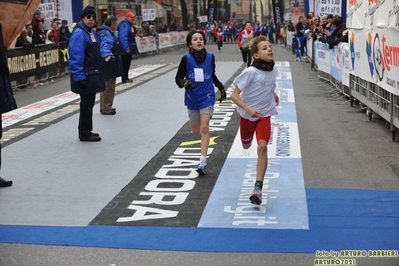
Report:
233,66,278,121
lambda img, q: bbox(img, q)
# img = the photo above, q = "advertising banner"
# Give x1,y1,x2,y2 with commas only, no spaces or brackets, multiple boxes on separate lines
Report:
315,41,330,74
208,0,216,22
271,0,284,23
341,43,351,87
348,0,399,95
170,32,178,46
158,33,172,49
330,44,342,83
314,0,342,17
142,9,156,21
38,0,73,30
291,7,305,25
6,43,59,81
177,31,187,45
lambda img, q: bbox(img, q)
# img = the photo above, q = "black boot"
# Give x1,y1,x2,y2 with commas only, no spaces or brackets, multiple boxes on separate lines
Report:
0,177,13,187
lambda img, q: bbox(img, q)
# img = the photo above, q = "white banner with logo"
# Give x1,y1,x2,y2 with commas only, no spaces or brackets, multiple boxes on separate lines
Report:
314,41,330,74
38,0,72,30
317,0,343,17
142,9,156,21
135,36,157,53
158,32,187,49
347,0,399,95
341,43,351,87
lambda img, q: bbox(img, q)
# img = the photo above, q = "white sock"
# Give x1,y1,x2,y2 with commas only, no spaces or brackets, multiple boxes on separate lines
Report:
200,155,207,165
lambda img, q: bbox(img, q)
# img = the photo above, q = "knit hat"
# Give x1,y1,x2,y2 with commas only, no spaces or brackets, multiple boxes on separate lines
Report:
81,5,96,19
126,12,136,18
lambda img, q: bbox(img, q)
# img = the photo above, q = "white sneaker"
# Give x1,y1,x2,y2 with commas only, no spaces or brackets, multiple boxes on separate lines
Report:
241,148,251,157
196,162,207,175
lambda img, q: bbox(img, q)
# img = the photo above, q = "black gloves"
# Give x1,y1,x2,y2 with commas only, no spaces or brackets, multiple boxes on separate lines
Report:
77,80,87,90
181,79,194,90
216,82,226,103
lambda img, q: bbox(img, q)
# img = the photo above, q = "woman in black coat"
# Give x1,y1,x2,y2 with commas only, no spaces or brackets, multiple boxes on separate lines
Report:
32,22,46,45
328,16,348,49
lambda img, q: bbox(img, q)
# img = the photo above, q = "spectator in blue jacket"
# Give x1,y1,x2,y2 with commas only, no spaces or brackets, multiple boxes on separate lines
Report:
97,15,122,115
117,12,138,83
260,23,267,36
255,22,261,37
266,21,275,43
68,5,105,142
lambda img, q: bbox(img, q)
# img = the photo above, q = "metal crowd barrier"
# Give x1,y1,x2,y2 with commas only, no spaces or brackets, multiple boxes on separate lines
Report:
308,39,398,141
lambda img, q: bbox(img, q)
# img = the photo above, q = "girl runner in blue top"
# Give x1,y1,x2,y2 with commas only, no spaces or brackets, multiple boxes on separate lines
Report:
175,30,226,175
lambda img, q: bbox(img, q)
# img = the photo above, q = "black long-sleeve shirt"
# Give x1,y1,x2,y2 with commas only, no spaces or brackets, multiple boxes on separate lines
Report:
175,53,221,88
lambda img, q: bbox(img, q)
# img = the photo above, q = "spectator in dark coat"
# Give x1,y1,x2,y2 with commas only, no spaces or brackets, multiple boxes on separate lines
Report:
15,29,34,49
59,25,71,43
32,22,46,45
328,16,348,49
0,23,17,187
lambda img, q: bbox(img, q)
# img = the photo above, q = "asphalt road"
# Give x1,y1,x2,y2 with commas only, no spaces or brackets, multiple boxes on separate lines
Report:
1,39,398,266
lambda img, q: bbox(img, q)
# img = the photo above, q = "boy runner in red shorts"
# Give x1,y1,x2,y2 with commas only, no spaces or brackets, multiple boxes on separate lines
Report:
231,35,280,204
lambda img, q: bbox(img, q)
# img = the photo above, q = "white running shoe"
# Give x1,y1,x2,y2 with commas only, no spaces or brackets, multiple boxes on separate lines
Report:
250,187,262,205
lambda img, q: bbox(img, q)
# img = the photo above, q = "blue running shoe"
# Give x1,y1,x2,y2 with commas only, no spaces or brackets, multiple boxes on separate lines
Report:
196,163,207,175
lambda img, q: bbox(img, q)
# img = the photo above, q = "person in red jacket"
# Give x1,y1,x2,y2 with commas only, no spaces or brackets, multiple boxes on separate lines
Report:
216,27,223,52
211,26,218,43
236,21,255,67
46,22,59,43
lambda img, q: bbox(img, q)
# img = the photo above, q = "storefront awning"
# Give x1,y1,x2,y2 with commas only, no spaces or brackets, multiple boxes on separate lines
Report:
145,1,166,19
169,10,181,20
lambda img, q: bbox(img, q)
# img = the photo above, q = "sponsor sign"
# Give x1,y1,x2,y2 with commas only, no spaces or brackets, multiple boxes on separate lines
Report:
350,29,399,94
317,0,343,17
142,8,156,21
6,43,59,82
199,16,208,23
135,36,157,53
342,43,351,87
91,100,239,227
315,41,331,74
38,0,72,31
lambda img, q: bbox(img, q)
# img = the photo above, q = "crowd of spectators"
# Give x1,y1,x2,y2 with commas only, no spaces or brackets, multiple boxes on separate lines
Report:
11,8,348,89
289,12,348,61
304,13,348,49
